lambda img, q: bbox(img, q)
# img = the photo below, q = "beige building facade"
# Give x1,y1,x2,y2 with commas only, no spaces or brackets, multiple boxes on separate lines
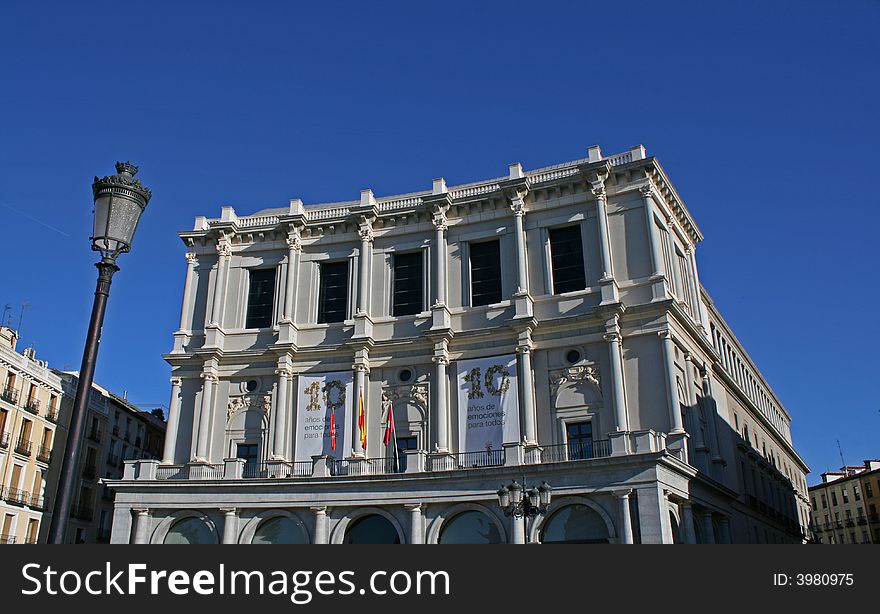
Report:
809,460,880,544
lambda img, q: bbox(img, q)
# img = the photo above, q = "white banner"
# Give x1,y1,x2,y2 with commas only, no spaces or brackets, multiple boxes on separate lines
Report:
456,354,520,454
294,371,352,461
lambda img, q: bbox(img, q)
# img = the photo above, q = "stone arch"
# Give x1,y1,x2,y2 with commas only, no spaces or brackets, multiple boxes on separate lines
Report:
329,506,407,544
426,502,508,544
238,509,312,544
528,495,617,544
150,509,219,545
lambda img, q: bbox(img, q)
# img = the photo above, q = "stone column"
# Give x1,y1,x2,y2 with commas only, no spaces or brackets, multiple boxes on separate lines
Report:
432,213,448,306
162,377,182,464
179,252,198,331
357,225,373,315
592,184,614,283
282,231,301,322
701,368,723,464
516,335,537,445
640,184,668,301
614,490,634,544
272,368,291,460
193,372,217,463
406,504,423,544
432,352,450,453
132,508,150,544
221,508,238,544
209,240,231,327
605,325,628,432
353,365,366,457
699,509,716,544
312,507,329,544
680,501,697,544
660,331,685,434
510,515,526,544
510,196,529,295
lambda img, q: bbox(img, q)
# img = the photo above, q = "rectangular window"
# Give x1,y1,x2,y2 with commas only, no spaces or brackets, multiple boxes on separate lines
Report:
469,240,502,306
392,252,424,316
565,421,593,460
396,436,418,473
842,489,849,504
549,225,586,294
866,482,874,498
245,268,277,329
236,443,258,468
317,261,350,324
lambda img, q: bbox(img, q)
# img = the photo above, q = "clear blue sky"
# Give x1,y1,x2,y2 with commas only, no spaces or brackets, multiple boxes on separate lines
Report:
1,0,877,482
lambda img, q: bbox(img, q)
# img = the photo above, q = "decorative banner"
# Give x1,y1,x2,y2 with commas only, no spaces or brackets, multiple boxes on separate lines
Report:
294,371,353,462
456,354,520,454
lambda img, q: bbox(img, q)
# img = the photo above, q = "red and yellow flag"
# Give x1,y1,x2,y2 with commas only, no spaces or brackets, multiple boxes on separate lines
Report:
329,408,337,451
358,388,367,451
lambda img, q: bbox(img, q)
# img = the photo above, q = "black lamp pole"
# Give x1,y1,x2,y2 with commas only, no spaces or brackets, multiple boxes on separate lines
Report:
47,162,151,544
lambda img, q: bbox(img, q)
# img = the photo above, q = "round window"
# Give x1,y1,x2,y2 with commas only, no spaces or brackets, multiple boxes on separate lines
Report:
399,368,413,383
565,349,582,364
246,380,259,393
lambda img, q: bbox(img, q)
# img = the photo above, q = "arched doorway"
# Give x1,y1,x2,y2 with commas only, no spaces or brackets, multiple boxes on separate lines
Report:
540,504,610,544
163,517,217,544
438,511,503,544
343,514,402,544
252,516,310,544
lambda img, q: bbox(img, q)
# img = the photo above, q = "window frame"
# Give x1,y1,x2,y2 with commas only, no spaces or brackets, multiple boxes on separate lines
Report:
547,224,587,295
468,238,503,307
244,267,278,330
316,259,351,324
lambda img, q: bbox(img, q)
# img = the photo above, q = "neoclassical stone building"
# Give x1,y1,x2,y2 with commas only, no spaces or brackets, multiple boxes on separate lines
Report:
110,145,811,544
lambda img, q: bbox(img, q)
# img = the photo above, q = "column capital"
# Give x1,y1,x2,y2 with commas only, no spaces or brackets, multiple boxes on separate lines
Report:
612,488,634,499
591,184,607,200
216,240,232,258
658,329,673,341
638,183,654,199
604,330,622,343
219,507,238,516
185,251,198,265
286,231,302,252
404,503,423,512
431,354,449,366
310,506,328,514
201,371,218,382
170,376,183,387
132,508,150,516
431,212,448,232
358,225,374,243
275,367,292,378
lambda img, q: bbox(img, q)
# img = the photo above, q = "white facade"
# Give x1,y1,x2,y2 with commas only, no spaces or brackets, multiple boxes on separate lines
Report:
110,144,811,544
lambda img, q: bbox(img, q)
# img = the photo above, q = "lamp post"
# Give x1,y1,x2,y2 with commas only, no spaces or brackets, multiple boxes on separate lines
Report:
497,479,552,544
47,162,151,544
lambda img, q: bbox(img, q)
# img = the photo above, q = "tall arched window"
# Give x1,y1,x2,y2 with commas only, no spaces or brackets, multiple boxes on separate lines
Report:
252,516,309,544
438,511,502,544
541,504,609,544
343,514,401,544
163,517,216,544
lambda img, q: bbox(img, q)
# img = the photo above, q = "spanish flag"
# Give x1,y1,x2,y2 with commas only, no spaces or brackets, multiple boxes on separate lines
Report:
358,387,367,451
329,408,337,451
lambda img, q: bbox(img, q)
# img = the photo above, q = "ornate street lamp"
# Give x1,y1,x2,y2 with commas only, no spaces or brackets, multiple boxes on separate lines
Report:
497,479,552,518
47,162,151,544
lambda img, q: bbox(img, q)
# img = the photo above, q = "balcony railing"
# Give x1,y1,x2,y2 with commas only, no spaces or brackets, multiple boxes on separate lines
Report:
23,397,40,415
81,463,97,480
426,449,505,471
539,440,611,463
28,495,45,511
36,445,52,464
330,457,400,476
0,387,19,405
0,534,15,545
0,431,9,449
5,488,31,506
242,461,312,479
14,437,32,456
46,408,58,423
155,464,225,480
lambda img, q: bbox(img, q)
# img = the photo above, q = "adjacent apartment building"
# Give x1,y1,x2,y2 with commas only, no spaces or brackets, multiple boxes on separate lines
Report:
809,460,880,544
40,372,166,543
110,144,811,544
0,326,61,544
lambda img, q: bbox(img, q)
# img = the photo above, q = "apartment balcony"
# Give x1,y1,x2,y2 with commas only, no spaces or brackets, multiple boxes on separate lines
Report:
36,445,52,464
28,495,45,511
4,487,31,506
0,431,9,449
71,505,94,521
46,408,58,423
87,428,102,444
856,516,867,525
81,463,97,480
23,397,40,415
0,534,15,545
0,387,19,405
14,437,32,456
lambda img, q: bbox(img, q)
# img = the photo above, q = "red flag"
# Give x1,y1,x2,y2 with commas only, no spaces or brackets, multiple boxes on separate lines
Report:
358,388,367,451
329,408,337,451
383,401,395,446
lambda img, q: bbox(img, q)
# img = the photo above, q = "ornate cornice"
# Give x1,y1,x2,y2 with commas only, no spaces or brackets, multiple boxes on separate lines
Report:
226,394,272,421
549,364,602,400
382,383,429,410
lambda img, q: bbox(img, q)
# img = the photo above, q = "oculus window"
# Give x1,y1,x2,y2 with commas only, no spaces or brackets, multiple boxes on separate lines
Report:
469,239,502,306
245,268,276,329
549,225,586,294
392,251,424,316
318,261,350,324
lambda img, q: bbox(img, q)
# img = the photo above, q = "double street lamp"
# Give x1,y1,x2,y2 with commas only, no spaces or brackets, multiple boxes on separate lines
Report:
47,162,151,544
497,479,552,518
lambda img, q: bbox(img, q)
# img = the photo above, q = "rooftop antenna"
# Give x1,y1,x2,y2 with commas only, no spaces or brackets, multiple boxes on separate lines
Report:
1,304,11,327
837,439,846,470
17,302,31,334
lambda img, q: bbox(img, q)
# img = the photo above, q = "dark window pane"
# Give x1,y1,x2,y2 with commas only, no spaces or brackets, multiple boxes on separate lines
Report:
549,225,586,294
469,240,502,306
318,261,349,323
397,436,418,472
392,252,423,316
245,268,276,329
237,443,258,466
566,421,593,460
